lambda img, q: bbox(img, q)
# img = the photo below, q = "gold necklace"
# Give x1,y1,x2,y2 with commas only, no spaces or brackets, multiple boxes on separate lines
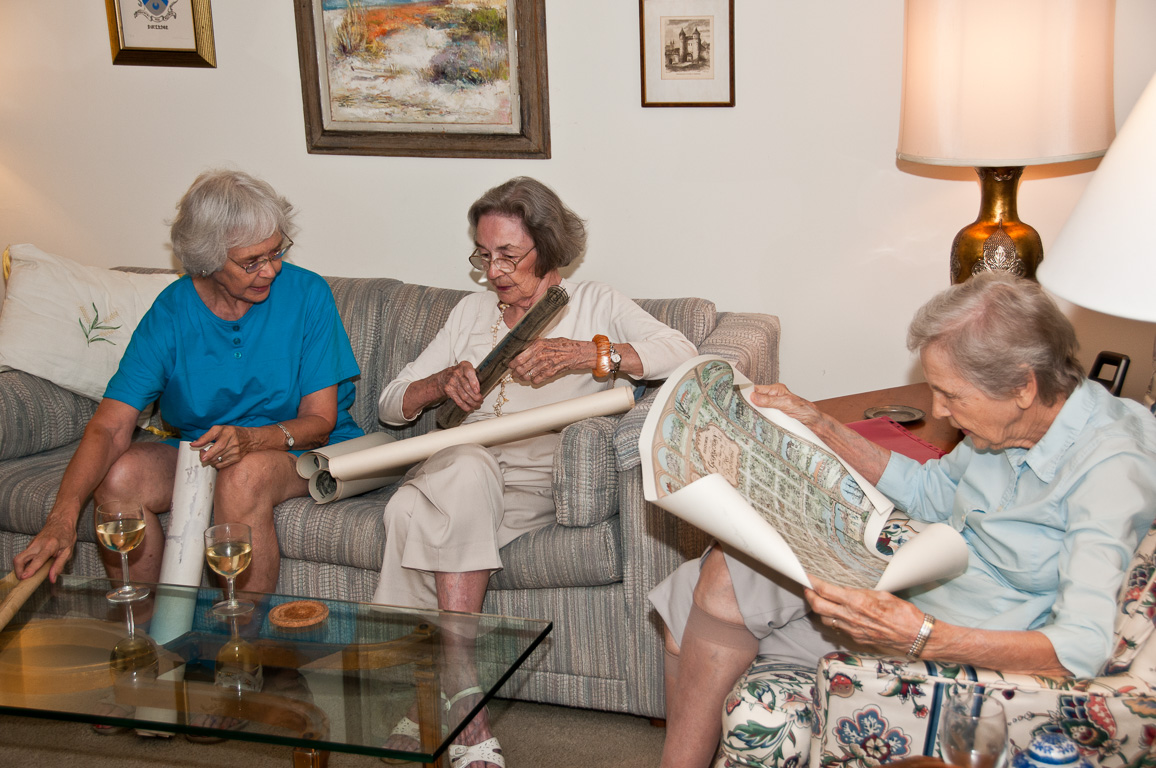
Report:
490,301,513,416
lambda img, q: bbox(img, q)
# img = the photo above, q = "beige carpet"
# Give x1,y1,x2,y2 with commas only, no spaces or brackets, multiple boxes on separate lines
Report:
0,699,665,767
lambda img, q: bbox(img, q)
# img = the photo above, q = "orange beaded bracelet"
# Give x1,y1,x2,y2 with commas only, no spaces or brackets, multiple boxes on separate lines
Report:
592,334,612,377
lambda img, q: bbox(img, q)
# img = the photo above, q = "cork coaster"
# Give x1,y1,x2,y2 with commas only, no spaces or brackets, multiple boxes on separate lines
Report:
269,600,329,629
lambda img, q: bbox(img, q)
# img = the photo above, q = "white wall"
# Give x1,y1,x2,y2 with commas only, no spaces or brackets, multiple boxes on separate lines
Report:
3,2,1156,401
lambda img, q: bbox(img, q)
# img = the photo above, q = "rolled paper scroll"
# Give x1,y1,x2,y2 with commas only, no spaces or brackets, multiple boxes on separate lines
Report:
295,432,404,503
0,562,50,631
150,442,216,645
436,284,570,430
330,386,637,482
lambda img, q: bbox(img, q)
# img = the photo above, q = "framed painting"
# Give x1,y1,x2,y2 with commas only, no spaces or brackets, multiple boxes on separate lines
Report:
104,0,216,68
639,0,734,107
293,0,551,159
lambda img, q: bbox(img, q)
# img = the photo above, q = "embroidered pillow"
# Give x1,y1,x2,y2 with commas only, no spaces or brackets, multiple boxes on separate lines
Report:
0,244,177,402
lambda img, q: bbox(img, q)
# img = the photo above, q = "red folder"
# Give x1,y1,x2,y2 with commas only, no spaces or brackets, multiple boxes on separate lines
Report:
846,417,945,464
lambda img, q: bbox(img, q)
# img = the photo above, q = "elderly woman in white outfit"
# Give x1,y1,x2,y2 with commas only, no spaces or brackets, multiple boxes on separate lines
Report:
374,176,697,768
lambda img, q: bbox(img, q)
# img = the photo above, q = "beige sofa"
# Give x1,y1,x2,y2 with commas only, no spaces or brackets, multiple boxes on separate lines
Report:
0,272,780,718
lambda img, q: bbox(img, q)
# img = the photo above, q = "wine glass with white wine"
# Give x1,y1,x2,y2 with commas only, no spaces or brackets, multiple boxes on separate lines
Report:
95,500,150,603
204,522,254,617
942,687,1010,768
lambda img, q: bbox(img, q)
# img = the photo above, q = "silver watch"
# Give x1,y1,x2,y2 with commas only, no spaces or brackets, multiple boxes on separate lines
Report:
275,422,295,449
607,342,622,374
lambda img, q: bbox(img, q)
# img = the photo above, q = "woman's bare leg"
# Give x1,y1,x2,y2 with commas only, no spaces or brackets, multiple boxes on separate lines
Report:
436,569,501,768
660,548,759,768
94,442,179,584
210,450,308,594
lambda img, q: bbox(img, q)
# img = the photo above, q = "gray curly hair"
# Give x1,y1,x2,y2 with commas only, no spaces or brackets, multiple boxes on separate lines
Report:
907,272,1084,405
170,169,296,276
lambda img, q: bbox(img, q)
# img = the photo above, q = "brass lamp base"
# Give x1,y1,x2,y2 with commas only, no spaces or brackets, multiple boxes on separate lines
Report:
949,167,1043,284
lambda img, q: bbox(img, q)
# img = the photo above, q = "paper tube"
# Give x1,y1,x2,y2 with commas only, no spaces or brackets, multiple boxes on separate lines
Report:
296,432,404,503
0,563,50,631
329,387,638,482
150,442,216,645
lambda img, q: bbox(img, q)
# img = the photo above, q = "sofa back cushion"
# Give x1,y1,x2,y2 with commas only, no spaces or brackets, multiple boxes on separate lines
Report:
634,297,717,348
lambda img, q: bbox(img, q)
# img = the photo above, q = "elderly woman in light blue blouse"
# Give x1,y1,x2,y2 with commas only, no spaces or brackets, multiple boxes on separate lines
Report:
13,169,362,597
650,273,1156,768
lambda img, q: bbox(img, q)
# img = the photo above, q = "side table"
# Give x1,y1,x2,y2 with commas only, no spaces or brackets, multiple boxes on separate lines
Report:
815,382,962,453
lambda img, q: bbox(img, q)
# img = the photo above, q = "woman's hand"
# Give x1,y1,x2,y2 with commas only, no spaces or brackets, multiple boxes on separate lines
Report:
508,338,597,386
804,576,926,656
749,383,826,428
437,361,484,413
192,425,260,468
13,514,77,582
749,383,891,485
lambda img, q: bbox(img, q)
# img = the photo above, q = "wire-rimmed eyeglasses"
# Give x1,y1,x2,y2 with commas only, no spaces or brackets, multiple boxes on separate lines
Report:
230,238,293,274
468,245,536,274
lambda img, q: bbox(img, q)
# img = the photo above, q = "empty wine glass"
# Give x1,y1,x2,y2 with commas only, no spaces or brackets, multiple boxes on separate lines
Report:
204,522,254,617
96,500,150,603
942,687,1010,768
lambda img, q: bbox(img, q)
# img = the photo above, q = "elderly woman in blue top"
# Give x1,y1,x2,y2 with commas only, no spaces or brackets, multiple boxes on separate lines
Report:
13,169,362,595
650,273,1156,768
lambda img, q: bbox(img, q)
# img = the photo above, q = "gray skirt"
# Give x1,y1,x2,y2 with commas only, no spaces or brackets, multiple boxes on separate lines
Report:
648,543,858,666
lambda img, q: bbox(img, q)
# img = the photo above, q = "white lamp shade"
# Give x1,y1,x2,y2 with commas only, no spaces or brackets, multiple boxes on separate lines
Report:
898,0,1116,167
1038,72,1156,323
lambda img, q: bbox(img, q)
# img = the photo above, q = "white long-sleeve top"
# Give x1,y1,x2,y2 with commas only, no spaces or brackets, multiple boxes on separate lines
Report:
378,278,698,426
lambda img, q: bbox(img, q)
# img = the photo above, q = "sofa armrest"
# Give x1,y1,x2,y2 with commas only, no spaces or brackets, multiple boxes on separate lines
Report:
553,415,621,528
0,370,96,460
698,311,781,384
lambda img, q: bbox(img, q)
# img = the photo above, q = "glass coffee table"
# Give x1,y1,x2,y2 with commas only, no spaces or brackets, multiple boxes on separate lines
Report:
0,572,551,767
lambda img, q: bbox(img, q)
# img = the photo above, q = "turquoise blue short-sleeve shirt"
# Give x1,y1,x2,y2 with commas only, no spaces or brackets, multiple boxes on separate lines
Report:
877,380,1156,678
104,263,362,445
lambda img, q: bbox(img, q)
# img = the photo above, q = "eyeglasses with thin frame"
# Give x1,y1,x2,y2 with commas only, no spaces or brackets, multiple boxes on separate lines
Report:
230,237,293,274
468,245,536,274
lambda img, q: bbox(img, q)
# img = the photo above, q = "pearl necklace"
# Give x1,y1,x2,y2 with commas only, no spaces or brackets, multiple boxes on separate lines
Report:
490,301,513,417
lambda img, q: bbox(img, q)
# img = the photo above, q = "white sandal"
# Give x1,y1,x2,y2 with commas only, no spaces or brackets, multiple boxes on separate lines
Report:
449,736,505,768
381,689,454,764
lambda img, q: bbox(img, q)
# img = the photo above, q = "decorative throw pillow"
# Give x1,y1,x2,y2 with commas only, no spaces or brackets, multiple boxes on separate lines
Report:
0,243,178,402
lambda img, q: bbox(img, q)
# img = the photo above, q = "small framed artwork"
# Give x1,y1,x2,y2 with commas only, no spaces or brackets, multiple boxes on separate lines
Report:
104,0,216,68
293,0,551,159
639,0,734,107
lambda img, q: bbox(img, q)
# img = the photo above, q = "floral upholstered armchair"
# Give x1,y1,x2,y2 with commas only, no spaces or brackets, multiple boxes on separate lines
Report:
714,515,1156,768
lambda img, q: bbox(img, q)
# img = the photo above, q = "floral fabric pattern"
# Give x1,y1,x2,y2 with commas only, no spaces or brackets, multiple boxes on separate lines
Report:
715,517,1156,768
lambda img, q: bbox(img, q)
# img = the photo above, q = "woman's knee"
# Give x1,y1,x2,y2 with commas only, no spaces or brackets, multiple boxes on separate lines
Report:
214,451,303,517
98,444,176,511
693,548,745,624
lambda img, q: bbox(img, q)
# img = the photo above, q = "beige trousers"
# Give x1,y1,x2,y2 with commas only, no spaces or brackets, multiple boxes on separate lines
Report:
372,433,560,609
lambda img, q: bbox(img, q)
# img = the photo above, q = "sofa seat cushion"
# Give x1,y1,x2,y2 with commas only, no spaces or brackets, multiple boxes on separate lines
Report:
272,486,398,571
489,517,623,590
553,416,619,528
0,442,88,537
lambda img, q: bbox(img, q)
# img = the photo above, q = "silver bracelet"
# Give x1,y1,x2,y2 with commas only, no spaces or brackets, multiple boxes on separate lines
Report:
907,613,936,658
275,422,295,449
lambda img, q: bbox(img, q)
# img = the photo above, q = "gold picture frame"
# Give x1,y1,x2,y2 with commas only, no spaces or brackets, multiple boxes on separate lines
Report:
105,0,216,68
293,0,550,159
639,0,734,107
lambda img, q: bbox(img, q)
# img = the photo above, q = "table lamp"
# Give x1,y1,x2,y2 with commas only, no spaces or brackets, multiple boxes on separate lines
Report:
897,0,1116,284
1037,71,1156,325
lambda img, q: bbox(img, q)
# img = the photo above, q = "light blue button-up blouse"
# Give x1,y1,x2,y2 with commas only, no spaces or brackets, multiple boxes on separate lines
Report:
877,380,1156,678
